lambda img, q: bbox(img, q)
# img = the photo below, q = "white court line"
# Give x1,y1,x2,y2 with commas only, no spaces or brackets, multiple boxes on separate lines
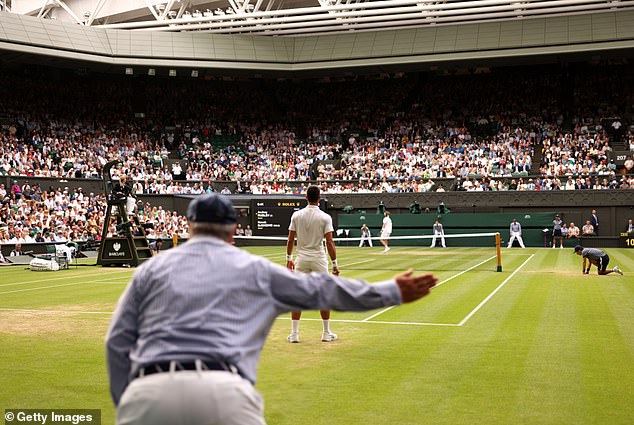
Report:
0,269,132,288
0,276,131,295
275,317,458,327
340,259,374,268
361,255,497,322
457,254,534,326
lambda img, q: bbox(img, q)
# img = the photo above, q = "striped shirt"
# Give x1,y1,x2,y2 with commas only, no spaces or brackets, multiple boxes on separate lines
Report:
106,236,401,405
581,248,606,261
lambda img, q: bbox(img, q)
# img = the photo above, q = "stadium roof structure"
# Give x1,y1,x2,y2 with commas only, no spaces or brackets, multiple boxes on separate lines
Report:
5,0,634,36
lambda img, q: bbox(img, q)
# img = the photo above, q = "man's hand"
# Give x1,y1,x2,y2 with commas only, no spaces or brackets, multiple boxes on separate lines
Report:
332,265,340,276
287,260,295,271
394,269,438,303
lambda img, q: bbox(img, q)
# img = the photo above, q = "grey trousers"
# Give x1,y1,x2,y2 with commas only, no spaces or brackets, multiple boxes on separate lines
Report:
117,370,265,425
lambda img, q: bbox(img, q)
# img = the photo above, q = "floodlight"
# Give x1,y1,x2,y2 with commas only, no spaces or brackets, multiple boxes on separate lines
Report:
125,68,133,75
191,70,199,78
169,69,177,77
148,68,156,76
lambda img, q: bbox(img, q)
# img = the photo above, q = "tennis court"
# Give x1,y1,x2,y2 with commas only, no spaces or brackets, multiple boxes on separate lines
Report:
1,246,633,424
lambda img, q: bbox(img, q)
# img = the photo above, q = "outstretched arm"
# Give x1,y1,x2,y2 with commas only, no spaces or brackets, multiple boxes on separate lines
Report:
268,261,437,313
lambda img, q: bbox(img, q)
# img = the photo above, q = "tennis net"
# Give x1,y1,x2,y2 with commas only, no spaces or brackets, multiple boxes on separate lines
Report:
233,232,503,272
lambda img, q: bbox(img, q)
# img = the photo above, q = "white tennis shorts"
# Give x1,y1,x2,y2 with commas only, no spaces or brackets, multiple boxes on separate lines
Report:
295,256,328,273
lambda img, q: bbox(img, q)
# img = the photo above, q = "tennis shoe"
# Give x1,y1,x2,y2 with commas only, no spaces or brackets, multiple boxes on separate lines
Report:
287,333,300,343
613,266,623,276
321,332,338,342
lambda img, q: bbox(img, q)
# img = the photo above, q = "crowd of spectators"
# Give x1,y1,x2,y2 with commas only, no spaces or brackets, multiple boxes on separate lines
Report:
1,64,633,244
0,184,190,244
1,64,633,196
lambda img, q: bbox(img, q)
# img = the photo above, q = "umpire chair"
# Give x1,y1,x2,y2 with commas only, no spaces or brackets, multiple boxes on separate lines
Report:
97,161,153,267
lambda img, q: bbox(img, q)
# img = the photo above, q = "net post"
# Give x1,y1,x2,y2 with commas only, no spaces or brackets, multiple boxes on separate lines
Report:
173,233,178,248
495,232,502,272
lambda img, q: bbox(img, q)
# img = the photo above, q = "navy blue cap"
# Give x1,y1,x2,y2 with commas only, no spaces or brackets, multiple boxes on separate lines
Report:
574,245,583,252
186,194,236,224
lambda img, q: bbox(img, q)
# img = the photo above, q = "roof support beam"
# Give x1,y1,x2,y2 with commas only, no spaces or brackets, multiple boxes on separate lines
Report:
144,0,160,21
176,0,190,19
19,0,631,37
133,0,634,34
54,0,83,25
86,0,108,26
160,0,176,20
37,1,53,19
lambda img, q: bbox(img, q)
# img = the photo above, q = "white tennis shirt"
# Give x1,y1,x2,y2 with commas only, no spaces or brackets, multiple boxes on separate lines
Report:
382,216,393,234
289,205,334,259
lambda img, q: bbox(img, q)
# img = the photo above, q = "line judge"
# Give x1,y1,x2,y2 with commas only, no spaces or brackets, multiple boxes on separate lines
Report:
507,219,525,248
106,193,438,425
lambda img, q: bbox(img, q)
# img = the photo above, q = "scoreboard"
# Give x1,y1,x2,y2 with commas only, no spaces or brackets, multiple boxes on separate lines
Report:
619,233,634,248
251,198,306,236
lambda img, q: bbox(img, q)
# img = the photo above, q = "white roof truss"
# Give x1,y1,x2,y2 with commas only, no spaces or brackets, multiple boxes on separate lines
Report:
7,0,634,36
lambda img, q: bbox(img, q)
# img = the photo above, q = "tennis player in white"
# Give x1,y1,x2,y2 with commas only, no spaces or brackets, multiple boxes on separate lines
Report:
286,186,339,343
380,211,392,253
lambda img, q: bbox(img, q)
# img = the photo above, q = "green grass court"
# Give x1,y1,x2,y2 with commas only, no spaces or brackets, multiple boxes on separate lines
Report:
1,246,633,424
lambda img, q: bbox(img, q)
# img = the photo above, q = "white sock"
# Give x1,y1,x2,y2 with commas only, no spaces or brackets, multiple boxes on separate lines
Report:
292,320,300,334
322,319,330,333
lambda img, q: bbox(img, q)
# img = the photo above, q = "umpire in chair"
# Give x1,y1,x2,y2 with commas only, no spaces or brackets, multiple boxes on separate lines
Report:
111,175,136,217
106,193,438,425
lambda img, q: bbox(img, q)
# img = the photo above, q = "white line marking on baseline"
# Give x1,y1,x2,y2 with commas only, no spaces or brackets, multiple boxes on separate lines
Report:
0,276,131,295
275,317,458,327
0,270,132,288
457,254,534,326
360,255,497,322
